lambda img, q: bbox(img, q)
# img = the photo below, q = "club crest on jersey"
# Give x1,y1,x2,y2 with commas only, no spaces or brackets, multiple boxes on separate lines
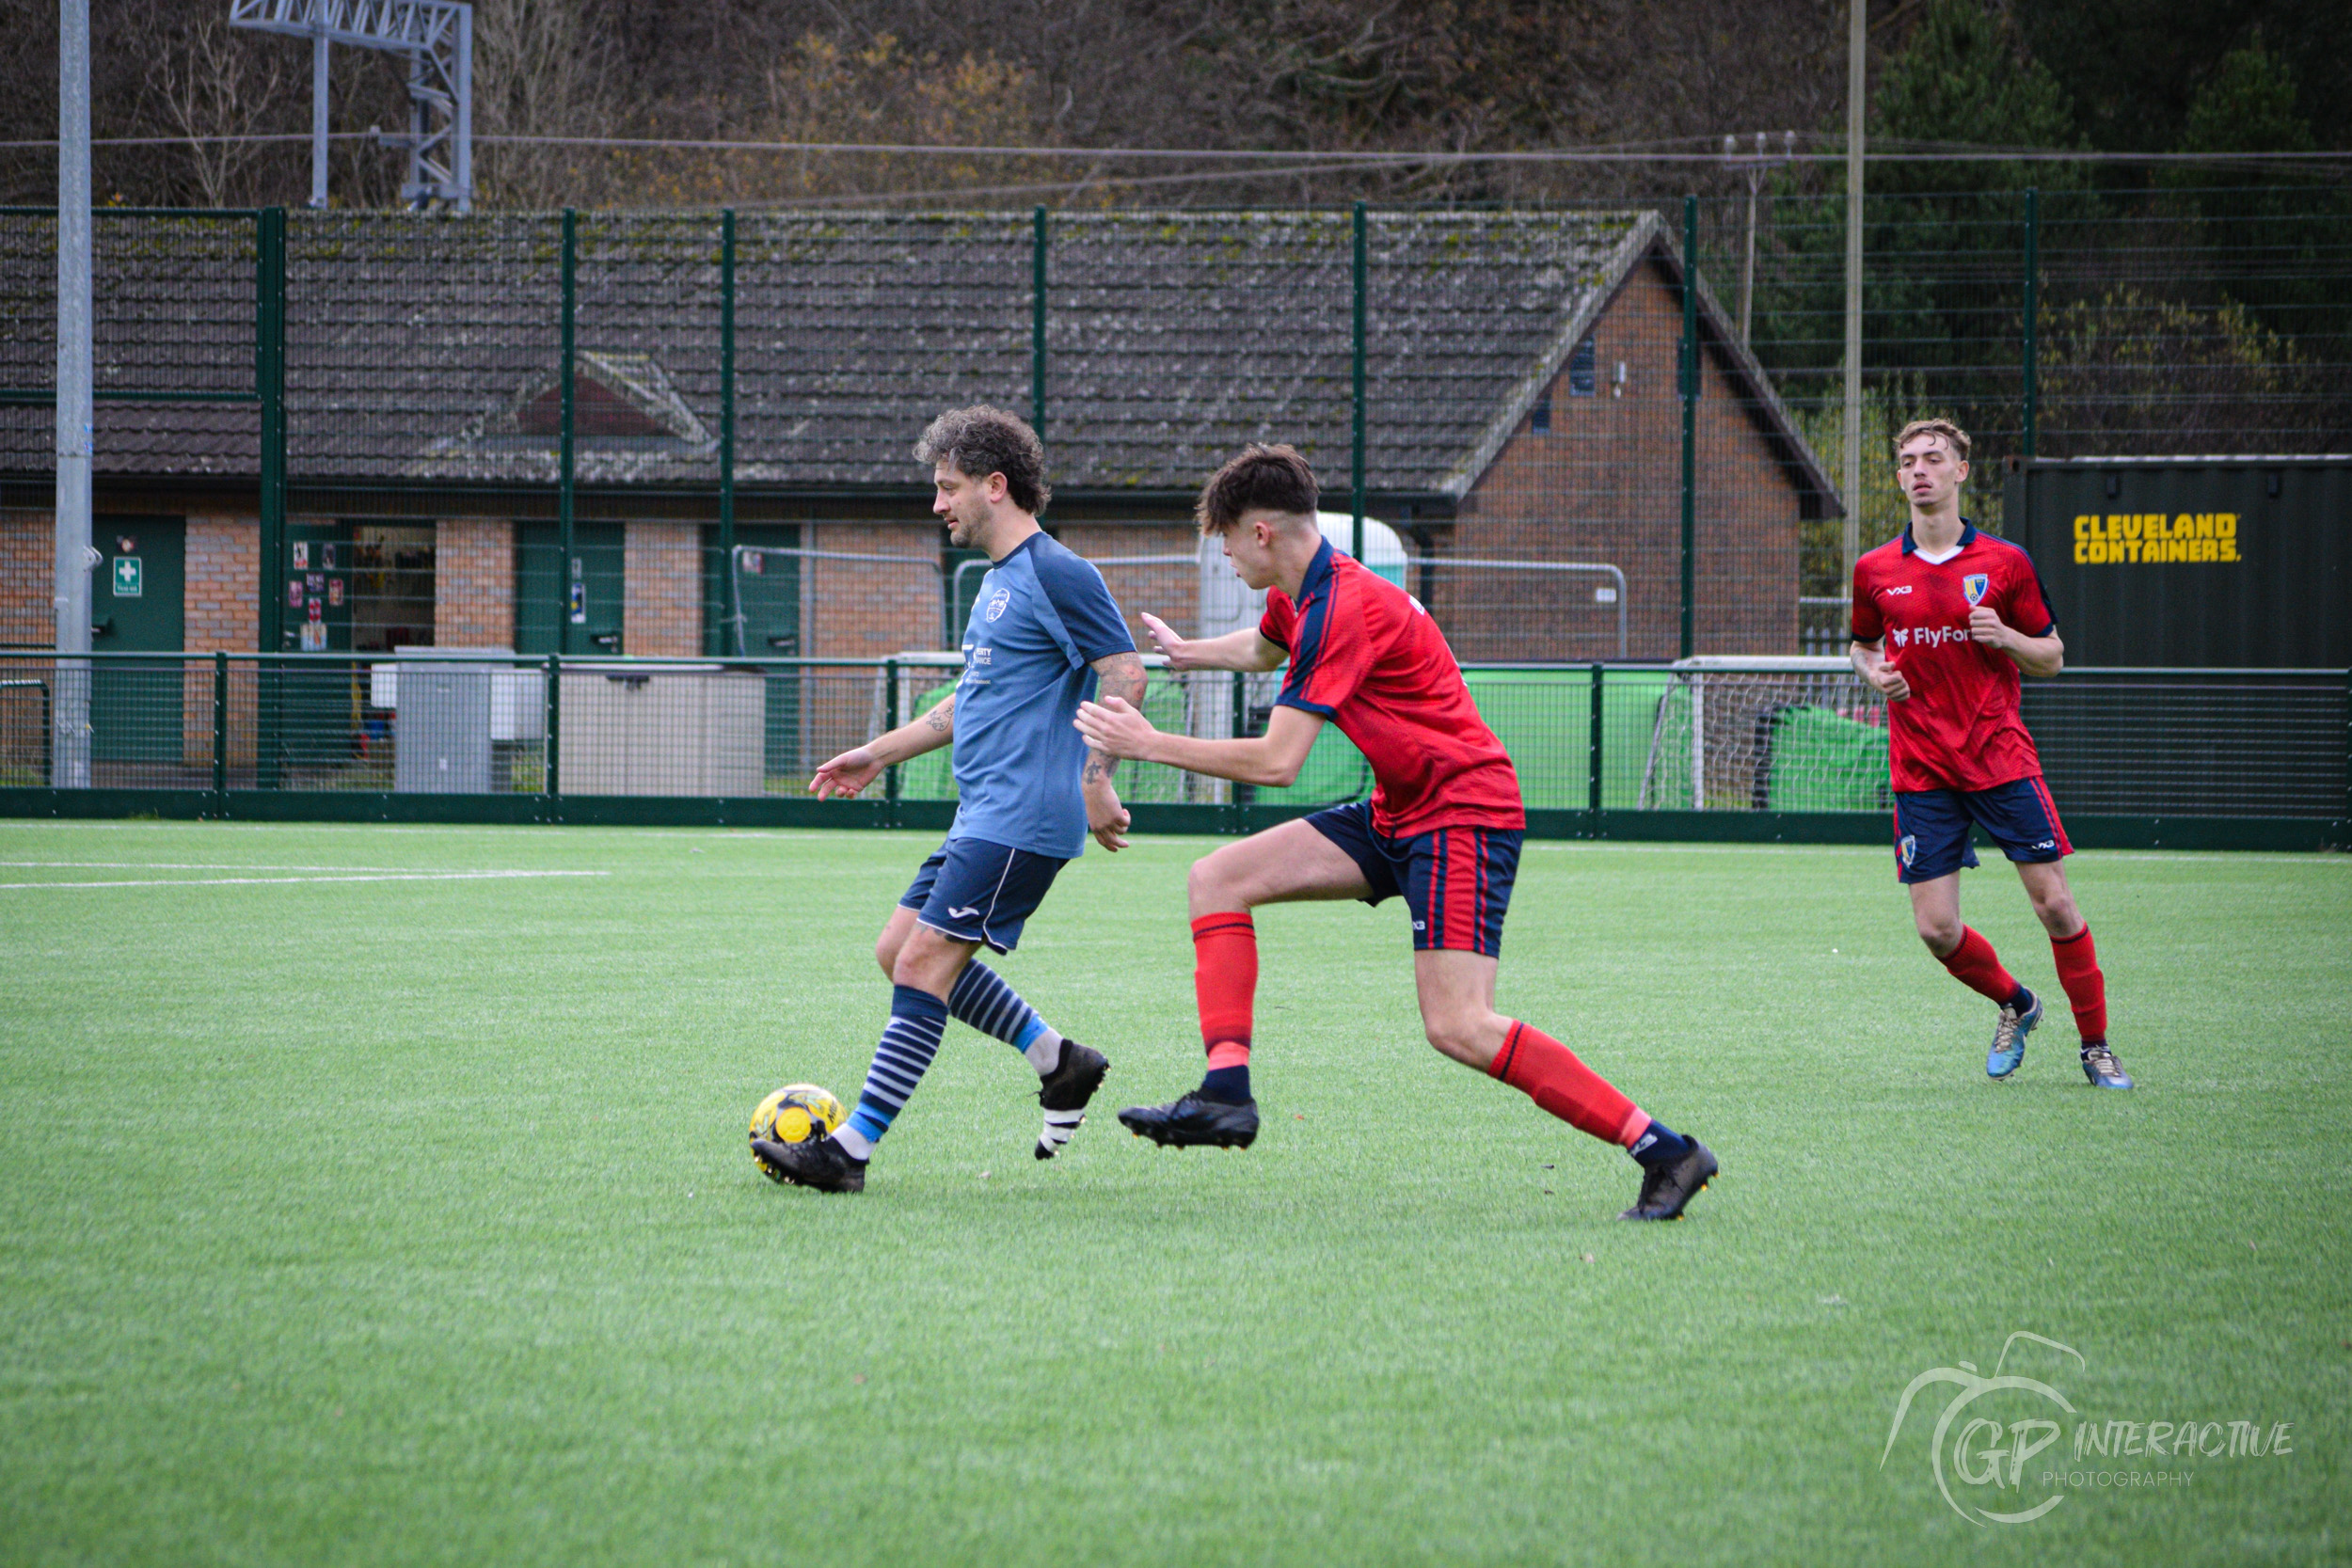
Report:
1963,573,1990,606
985,588,1011,623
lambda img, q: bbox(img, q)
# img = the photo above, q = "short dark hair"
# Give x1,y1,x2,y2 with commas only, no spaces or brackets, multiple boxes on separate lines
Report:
914,405,1051,515
1196,443,1319,534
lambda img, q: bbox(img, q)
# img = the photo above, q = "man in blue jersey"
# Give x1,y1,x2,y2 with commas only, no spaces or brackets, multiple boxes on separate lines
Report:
755,405,1149,1193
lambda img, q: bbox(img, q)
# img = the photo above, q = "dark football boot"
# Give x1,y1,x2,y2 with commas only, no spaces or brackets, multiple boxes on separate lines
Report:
1118,1092,1260,1149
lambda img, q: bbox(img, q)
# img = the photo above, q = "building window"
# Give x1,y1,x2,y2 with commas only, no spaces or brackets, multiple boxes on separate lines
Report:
1531,391,1551,434
1568,336,1597,397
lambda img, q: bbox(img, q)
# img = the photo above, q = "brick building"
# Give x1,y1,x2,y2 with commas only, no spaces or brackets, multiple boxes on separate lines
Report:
2,208,1836,699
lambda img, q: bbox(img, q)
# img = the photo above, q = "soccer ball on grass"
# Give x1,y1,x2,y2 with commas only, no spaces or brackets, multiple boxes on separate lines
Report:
749,1084,846,1182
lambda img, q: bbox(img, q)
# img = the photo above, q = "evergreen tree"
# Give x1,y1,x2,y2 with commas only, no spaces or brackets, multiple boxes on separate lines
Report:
2158,40,2350,384
1751,1,2091,461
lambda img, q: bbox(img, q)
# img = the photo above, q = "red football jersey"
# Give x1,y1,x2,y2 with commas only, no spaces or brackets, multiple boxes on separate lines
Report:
1259,541,1524,836
1850,521,2058,793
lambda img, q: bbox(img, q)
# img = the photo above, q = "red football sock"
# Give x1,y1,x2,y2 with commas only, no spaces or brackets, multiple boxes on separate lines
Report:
1938,926,2022,1004
2049,925,2108,1042
1487,1021,1649,1147
1192,911,1257,1064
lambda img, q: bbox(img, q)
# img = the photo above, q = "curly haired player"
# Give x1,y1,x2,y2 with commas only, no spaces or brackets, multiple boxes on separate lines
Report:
1849,418,2131,1089
1075,443,1717,1221
757,406,1151,1193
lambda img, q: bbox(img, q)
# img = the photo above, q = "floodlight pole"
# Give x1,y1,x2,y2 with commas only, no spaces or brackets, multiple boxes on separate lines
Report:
53,0,92,788
309,20,329,209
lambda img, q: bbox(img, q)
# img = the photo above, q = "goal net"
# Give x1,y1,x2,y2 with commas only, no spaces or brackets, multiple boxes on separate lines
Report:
1637,657,1893,813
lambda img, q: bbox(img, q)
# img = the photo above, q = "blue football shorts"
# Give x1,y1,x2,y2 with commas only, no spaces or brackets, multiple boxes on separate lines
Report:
898,835,1068,954
1892,775,2074,884
1306,800,1521,957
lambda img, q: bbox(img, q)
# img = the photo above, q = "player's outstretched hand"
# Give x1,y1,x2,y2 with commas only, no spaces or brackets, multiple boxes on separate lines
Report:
810,743,883,800
1085,776,1132,852
1074,695,1158,761
1137,612,1196,669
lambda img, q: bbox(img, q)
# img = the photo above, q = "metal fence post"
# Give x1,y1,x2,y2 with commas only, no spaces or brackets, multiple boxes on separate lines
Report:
2022,186,2039,463
544,653,561,800
883,657,901,816
1680,195,1698,661
1231,668,1254,822
1352,200,1367,562
1031,206,1048,436
257,207,286,789
212,651,228,798
719,208,739,654
1587,661,1604,820
559,208,577,657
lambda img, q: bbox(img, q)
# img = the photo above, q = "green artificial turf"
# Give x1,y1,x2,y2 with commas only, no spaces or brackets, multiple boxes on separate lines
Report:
1,822,2345,1566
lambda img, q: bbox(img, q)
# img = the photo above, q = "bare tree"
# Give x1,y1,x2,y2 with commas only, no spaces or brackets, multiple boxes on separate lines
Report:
471,0,622,207
143,13,291,207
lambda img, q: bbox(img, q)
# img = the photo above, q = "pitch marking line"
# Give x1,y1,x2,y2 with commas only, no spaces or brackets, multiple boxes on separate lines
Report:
0,861,468,872
0,870,610,890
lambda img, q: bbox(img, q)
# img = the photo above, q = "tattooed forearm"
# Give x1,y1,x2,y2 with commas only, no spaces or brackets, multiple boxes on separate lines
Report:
925,693,955,733
1085,652,1148,783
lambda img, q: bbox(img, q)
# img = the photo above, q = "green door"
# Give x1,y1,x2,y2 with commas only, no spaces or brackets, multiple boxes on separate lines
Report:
90,517,183,767
705,523,800,788
275,519,370,777
516,521,625,656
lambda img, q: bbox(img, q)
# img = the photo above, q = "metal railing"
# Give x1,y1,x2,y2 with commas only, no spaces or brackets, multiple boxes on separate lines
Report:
3,651,2341,830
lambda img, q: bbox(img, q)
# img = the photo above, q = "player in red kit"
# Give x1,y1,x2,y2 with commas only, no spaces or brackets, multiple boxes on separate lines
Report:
1075,444,1717,1220
1851,419,2131,1089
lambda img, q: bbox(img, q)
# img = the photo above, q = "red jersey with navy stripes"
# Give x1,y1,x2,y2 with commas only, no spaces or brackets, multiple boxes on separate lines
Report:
1850,521,2057,793
1260,541,1524,836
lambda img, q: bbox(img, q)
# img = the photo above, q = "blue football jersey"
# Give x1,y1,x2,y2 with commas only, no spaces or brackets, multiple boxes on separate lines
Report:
949,533,1136,858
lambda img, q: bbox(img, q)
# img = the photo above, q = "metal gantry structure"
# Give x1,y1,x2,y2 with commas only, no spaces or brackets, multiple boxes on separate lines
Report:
227,0,472,212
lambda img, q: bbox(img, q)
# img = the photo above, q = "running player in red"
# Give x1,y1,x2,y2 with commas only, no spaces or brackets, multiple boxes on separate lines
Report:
1850,418,2131,1089
1074,444,1717,1220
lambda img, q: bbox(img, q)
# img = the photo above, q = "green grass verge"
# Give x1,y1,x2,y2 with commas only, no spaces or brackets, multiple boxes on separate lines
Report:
0,824,2345,1566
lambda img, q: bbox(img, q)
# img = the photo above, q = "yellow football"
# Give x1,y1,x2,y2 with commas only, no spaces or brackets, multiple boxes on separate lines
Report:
750,1084,847,1181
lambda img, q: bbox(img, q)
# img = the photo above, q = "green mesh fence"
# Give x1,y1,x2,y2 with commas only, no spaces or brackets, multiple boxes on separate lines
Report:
0,195,2345,828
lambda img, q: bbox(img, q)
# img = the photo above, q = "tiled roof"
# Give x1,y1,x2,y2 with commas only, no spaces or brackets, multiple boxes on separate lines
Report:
0,207,1835,506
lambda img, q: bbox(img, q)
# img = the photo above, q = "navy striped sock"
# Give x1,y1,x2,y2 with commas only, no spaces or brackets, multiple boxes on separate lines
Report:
839,986,949,1155
948,960,1061,1071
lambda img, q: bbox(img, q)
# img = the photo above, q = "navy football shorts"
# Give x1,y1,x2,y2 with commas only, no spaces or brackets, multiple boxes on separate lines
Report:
898,836,1068,954
1892,775,2074,884
1307,800,1521,957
